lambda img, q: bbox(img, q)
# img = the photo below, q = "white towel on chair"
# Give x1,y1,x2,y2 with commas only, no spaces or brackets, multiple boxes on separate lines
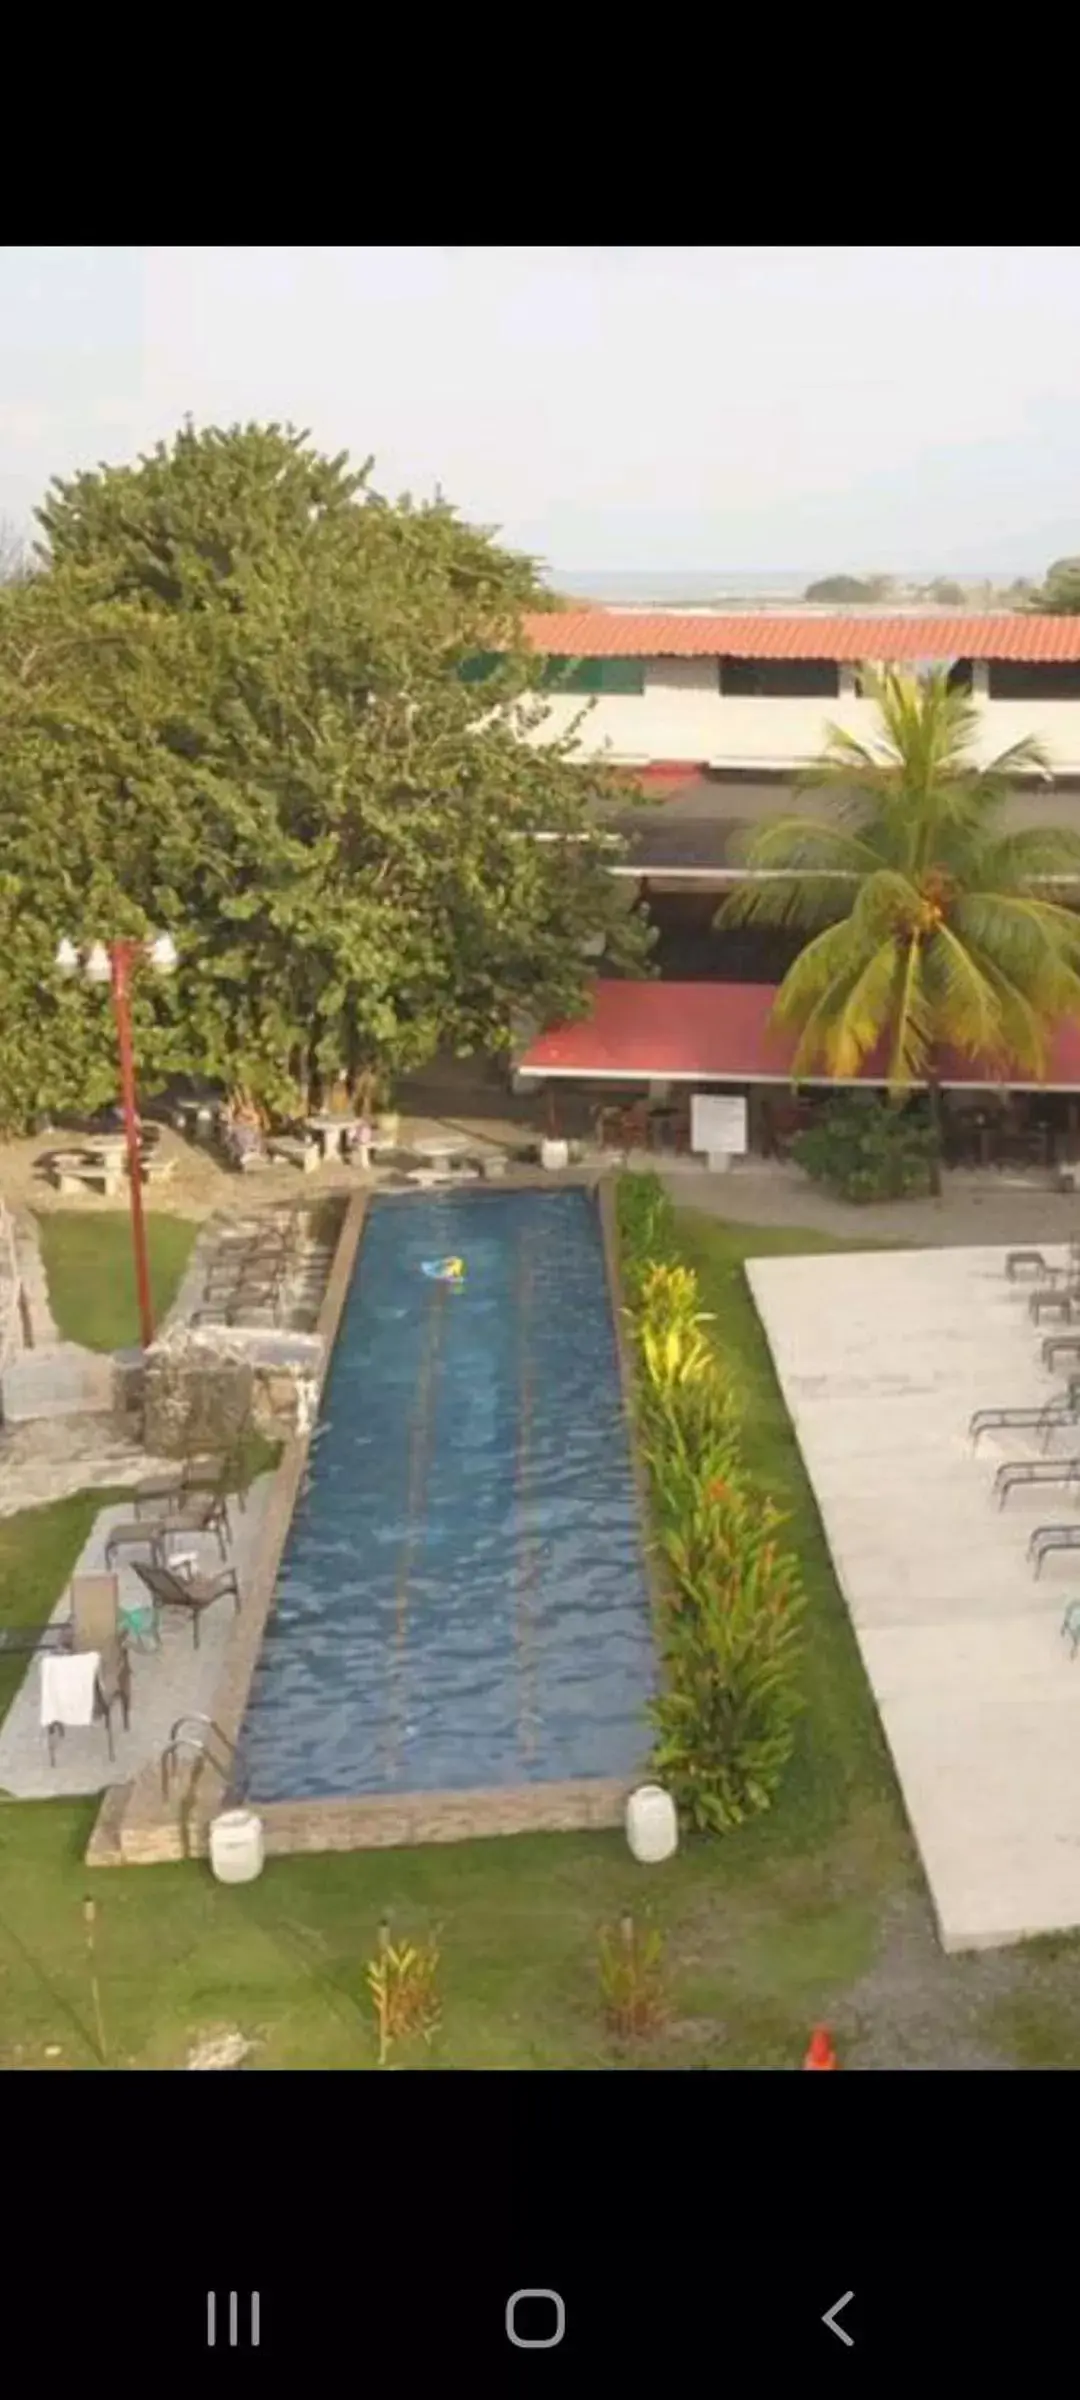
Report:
40,1650,99,1729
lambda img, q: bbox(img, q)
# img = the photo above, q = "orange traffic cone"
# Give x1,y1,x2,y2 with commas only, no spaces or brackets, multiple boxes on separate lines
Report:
803,2025,838,2070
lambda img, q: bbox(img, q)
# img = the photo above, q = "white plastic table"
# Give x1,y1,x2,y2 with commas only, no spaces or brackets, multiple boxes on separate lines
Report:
413,1137,469,1169
305,1116,363,1163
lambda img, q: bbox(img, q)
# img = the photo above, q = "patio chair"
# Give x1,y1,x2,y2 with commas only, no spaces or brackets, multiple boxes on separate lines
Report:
43,1576,131,1762
619,1102,651,1150
1005,1250,1052,1280
69,1571,120,1652
132,1451,227,1516
132,1558,241,1649
133,1440,250,1519
104,1491,231,1570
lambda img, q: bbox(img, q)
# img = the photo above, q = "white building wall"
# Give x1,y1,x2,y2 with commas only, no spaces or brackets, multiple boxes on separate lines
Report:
526,666,1080,777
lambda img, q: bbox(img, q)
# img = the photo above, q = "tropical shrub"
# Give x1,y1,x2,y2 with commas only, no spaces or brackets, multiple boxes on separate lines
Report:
618,1173,804,1832
366,1917,441,2066
792,1091,937,1203
598,1913,667,2041
650,1471,805,1831
616,1170,678,1299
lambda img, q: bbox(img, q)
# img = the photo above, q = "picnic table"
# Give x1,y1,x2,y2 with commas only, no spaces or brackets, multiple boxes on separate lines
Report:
413,1136,471,1169
305,1115,369,1164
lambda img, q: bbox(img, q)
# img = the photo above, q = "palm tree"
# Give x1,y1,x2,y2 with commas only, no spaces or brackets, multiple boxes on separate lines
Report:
718,667,1080,1186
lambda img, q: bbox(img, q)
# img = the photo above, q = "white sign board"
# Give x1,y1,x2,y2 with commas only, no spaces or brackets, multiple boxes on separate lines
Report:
691,1093,748,1158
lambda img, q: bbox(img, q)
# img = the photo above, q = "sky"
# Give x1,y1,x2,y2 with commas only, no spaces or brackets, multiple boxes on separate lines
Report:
2,245,1080,579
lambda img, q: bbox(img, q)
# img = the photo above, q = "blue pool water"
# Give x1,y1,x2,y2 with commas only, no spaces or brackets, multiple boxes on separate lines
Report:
238,1187,655,1800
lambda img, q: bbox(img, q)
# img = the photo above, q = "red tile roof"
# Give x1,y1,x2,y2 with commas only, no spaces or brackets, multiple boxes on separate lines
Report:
524,610,1080,664
518,981,1080,1088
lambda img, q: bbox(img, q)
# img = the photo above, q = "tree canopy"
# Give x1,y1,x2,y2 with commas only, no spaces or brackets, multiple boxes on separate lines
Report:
0,422,650,1131
802,574,893,605
1028,556,1080,615
717,667,1080,1089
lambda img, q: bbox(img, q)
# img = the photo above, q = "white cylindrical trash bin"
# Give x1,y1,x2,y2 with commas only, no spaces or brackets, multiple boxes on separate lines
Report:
625,1784,678,1864
540,1137,570,1171
209,1809,265,1885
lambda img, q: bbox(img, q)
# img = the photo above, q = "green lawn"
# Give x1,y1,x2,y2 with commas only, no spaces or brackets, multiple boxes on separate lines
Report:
35,1211,199,1350
3,1207,1080,2068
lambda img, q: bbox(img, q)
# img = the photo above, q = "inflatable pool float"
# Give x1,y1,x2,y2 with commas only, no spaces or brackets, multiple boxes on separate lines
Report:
420,1256,465,1284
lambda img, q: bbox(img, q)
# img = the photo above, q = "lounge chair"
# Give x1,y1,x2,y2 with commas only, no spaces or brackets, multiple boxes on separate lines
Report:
104,1491,231,1569
198,1257,283,1296
1029,1287,1080,1324
132,1558,241,1648
1041,1333,1080,1374
969,1401,1080,1451
1028,1524,1080,1576
1005,1250,1052,1280
993,1458,1080,1507
191,1285,283,1327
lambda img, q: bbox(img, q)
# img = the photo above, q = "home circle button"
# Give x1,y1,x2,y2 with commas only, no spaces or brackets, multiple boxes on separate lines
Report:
506,2290,566,2349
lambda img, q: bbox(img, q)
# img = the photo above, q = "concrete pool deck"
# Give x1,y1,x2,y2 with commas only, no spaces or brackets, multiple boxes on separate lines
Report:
747,1241,1080,1952
0,1478,276,1800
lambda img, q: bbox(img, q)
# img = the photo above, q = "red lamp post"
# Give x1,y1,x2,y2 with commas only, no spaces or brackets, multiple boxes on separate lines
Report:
56,931,178,1351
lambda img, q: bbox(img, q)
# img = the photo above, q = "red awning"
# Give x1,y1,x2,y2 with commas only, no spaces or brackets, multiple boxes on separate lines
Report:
517,982,1080,1089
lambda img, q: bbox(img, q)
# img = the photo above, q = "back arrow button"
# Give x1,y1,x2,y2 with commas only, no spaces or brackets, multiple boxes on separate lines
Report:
822,2291,855,2348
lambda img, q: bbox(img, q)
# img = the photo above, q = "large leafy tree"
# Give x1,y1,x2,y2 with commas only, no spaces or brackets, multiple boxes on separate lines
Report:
717,669,1080,1180
1027,556,1080,615
0,423,649,1130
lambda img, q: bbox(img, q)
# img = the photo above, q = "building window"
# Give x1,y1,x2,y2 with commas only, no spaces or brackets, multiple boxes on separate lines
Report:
948,659,974,693
989,662,1080,702
540,656,646,695
719,657,840,698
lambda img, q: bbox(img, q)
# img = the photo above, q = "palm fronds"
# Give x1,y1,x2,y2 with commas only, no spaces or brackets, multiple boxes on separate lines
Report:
716,665,1080,1090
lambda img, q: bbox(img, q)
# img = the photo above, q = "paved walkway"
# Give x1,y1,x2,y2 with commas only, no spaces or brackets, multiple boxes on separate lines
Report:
748,1241,1080,1950
0,1476,273,1799
661,1158,1080,1247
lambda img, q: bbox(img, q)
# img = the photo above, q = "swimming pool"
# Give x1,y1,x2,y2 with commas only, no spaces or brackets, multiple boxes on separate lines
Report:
237,1186,655,1802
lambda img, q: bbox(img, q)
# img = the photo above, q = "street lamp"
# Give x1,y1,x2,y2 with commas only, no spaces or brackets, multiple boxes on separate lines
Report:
55,930,178,1350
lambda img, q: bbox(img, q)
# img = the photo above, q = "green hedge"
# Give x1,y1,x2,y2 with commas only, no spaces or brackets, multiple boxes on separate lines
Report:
617,1173,805,1832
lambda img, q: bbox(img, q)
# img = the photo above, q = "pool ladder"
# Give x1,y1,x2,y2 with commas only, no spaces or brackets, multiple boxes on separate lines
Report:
160,1714,247,1802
